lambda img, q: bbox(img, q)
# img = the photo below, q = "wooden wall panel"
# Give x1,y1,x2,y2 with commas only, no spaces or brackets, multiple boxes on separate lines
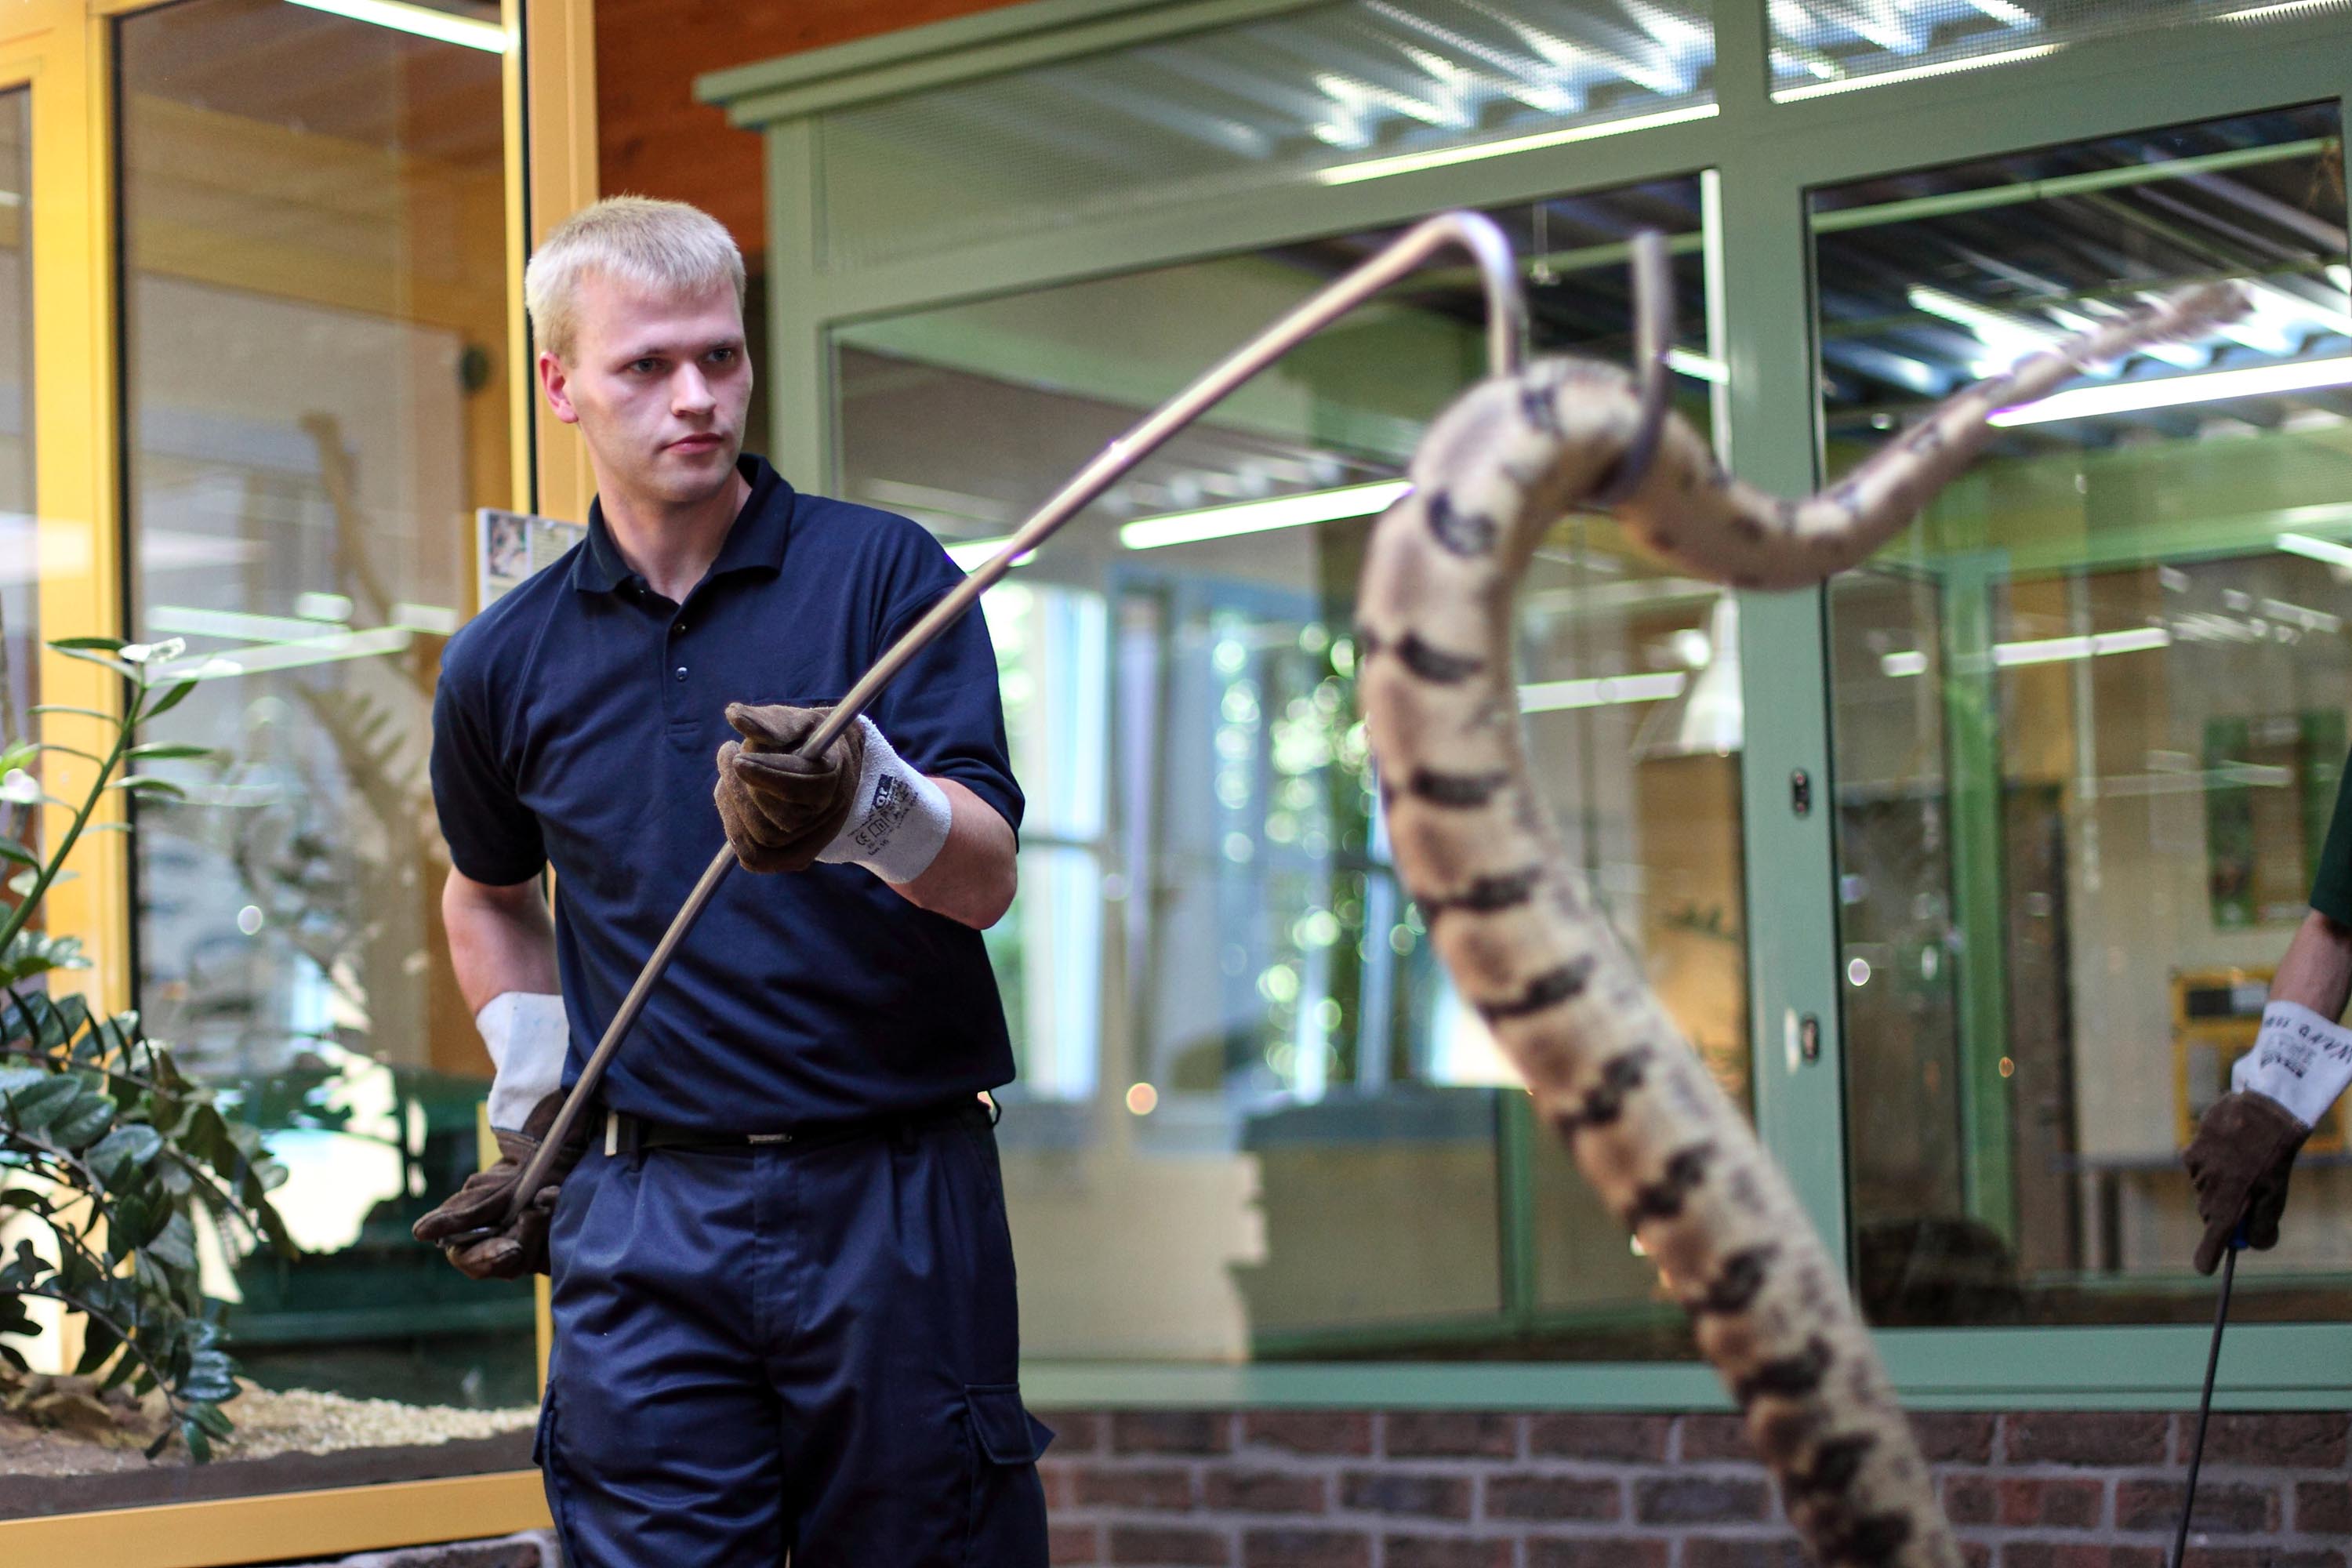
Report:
595,0,1028,256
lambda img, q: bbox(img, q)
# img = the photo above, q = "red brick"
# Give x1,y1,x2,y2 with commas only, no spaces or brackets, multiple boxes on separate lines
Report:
1527,1414,1671,1461
1682,1414,1755,1460
1041,1461,1076,1510
1051,1520,1104,1567
1914,1412,1998,1465
1040,1410,1106,1455
1483,1473,1621,1523
1114,1414,1232,1457
2179,1552,2347,1568
1203,1468,1327,1515
1076,1466,1195,1510
1243,1413,1373,1457
1635,1475,1771,1525
1526,1541,1669,1568
2002,1548,2164,1568
2006,1414,2169,1467
1338,1471,1472,1520
1998,1477,2104,1530
2115,1479,2277,1534
2299,1479,2352,1534
1381,1536,1512,1568
1965,1545,1992,1568
2203,1414,2350,1468
1382,1413,1519,1459
1681,1540,1807,1568
1239,1528,1370,1568
1108,1524,1229,1566
1944,1473,1997,1526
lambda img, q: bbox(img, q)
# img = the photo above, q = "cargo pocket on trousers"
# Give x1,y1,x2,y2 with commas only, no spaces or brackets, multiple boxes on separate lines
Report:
964,1383,1054,1567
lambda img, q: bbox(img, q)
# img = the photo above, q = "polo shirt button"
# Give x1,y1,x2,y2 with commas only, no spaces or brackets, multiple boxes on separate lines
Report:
674,666,688,681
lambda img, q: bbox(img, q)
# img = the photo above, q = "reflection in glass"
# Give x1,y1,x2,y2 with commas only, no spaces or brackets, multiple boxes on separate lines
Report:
838,179,1741,1359
0,90,28,747
1770,1,2350,102
817,2,1715,269
118,0,527,1406
1818,105,2352,1327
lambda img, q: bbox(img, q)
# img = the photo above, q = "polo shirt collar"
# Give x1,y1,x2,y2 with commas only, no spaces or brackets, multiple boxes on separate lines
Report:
572,455,794,597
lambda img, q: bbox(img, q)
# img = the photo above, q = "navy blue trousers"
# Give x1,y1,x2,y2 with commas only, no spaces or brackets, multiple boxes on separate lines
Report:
537,1103,1052,1566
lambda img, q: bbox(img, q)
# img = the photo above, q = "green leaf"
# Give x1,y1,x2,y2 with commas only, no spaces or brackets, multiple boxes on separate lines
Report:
141,680,199,720
29,743,104,765
107,775,187,800
89,1123,162,1178
28,704,114,721
0,1343,28,1374
125,742,211,762
9,867,76,896
3,1073,78,1129
50,646,136,678
145,1210,198,1272
71,1315,120,1377
49,1090,118,1150
180,1417,212,1465
0,839,39,867
47,636,127,653
192,1402,235,1439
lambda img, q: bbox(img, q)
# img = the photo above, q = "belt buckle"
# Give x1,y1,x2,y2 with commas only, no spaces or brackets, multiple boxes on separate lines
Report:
746,1132,792,1145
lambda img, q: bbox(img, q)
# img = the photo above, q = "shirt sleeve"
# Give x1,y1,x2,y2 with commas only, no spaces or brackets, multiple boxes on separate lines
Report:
2314,745,2352,925
866,530,1025,844
430,648,548,887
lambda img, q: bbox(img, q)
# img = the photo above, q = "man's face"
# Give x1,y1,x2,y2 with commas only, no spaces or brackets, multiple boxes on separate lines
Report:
541,270,752,509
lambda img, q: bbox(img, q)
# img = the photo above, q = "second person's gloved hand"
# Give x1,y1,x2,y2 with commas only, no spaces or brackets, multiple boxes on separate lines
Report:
2183,999,2352,1275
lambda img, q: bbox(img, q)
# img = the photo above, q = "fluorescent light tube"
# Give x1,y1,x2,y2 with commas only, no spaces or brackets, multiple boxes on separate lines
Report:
1991,355,2352,426
2278,532,2352,568
1773,43,2061,102
1120,481,1412,551
946,536,1032,572
1315,104,1717,187
1666,349,1727,384
1880,626,2169,677
1518,671,1686,713
284,0,506,53
152,626,415,682
150,604,347,644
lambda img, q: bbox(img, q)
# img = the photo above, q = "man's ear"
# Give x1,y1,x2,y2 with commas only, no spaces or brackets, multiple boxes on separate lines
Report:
539,350,579,426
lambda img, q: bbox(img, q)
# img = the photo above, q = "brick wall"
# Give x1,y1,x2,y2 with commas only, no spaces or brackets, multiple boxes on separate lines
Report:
1034,1409,2352,1567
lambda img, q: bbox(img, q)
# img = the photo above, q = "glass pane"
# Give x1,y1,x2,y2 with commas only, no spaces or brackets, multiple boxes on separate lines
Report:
817,2,1714,269
118,0,528,1446
1818,105,2352,1327
1771,1,2352,102
839,178,1739,1360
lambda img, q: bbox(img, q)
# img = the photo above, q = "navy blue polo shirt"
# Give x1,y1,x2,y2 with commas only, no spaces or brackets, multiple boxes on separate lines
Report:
429,456,1023,1130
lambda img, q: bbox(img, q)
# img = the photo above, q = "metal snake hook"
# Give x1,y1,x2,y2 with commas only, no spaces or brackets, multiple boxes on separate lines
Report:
482,212,1531,1233
1589,227,1674,506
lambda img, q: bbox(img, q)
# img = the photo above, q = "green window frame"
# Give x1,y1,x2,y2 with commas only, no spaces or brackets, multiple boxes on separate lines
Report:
700,0,2352,1411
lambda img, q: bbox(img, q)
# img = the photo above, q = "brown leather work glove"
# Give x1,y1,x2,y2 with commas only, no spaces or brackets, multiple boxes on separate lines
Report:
713,702,866,873
412,1091,587,1280
2184,1089,2309,1275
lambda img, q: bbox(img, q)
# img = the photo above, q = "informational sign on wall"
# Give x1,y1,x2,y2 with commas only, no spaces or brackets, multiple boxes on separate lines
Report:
476,507,587,611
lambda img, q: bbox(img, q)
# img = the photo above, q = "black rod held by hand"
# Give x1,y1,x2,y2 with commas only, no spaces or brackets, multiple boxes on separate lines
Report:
2173,1232,2243,1568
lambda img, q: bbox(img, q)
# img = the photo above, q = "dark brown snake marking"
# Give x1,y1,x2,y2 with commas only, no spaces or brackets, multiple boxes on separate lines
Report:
1355,283,2247,1567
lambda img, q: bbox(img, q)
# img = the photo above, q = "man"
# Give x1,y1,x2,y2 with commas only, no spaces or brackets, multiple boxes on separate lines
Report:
2185,760,2352,1276
412,196,1050,1566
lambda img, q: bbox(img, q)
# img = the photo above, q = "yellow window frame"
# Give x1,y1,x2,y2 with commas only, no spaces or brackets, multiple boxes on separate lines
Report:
0,0,596,1557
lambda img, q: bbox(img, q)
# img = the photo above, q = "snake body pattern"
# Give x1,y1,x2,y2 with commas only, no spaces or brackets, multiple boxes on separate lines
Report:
1355,281,2249,1567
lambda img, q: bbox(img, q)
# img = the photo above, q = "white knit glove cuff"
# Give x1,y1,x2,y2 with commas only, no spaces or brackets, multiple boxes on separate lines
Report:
815,715,953,885
477,991,568,1133
2233,1000,2352,1129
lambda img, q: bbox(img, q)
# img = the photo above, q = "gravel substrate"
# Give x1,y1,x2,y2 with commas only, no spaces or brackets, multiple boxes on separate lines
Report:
1,1371,539,1515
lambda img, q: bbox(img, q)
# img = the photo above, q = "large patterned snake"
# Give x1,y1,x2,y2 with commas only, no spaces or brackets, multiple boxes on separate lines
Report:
1356,280,2249,1567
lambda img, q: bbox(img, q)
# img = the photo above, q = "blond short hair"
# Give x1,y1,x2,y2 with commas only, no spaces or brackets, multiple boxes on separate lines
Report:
524,196,746,358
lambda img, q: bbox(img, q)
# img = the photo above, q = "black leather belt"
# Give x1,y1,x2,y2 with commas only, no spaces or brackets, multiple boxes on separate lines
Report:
601,1097,989,1157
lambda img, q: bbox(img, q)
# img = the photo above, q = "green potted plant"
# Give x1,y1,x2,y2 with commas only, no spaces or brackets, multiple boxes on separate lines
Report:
0,633,289,1462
